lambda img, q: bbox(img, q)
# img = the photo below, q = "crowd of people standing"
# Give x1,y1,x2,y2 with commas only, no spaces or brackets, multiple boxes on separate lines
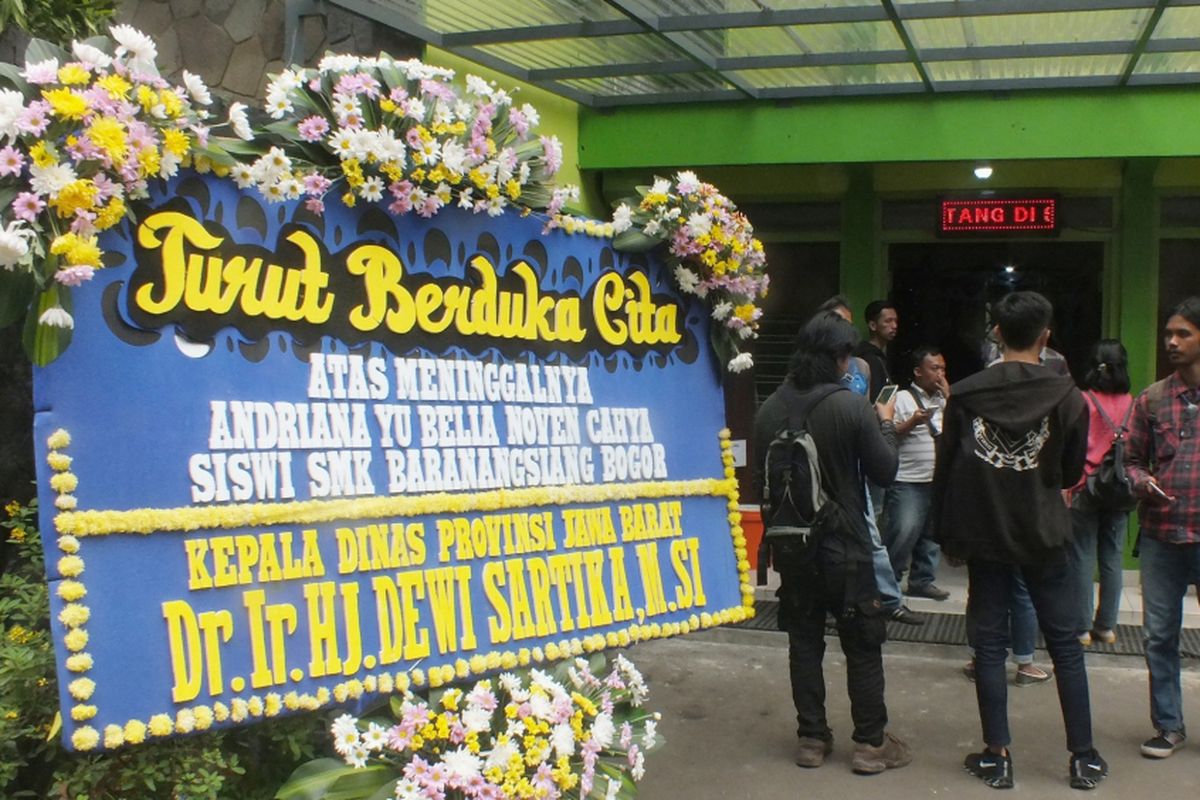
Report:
753,290,1200,789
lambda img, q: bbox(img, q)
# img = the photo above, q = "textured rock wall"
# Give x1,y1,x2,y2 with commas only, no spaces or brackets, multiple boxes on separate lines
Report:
115,0,422,101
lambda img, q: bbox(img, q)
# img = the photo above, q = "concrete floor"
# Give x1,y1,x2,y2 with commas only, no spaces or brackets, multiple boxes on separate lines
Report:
631,629,1200,798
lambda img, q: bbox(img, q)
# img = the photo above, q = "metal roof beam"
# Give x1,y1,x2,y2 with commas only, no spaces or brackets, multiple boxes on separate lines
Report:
600,0,760,100
880,0,934,91
1120,0,1170,86
529,59,699,81
442,19,643,46
901,0,1160,19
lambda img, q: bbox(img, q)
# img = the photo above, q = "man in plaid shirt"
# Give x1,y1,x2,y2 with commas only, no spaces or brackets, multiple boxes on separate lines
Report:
1124,295,1200,759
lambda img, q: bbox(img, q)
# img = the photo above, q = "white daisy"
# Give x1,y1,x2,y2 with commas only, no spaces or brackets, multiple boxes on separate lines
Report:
39,307,74,329
181,71,212,105
612,203,634,234
441,747,483,783
110,24,157,72
228,102,252,140
71,41,112,69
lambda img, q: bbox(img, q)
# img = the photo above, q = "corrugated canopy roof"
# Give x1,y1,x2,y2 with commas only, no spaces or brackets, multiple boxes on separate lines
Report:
329,0,1200,106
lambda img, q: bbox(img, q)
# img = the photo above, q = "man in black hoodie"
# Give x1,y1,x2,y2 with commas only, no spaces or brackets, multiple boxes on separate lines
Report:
931,291,1107,790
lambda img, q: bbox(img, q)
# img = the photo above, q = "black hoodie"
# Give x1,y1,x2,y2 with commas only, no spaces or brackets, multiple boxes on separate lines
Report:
931,361,1088,564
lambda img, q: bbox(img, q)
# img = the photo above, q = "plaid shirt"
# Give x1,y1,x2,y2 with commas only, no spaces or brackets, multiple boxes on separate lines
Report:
1125,372,1200,543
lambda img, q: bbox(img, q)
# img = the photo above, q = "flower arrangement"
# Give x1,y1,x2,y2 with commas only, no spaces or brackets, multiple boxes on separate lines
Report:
278,654,660,800
0,27,572,365
0,26,216,363
601,173,770,373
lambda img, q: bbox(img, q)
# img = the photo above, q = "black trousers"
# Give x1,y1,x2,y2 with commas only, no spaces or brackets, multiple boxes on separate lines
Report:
779,554,889,746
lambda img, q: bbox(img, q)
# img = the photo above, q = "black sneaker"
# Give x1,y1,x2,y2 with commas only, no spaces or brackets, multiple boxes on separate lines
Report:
1140,729,1186,758
905,583,951,601
965,749,1014,789
890,605,925,625
1069,749,1108,790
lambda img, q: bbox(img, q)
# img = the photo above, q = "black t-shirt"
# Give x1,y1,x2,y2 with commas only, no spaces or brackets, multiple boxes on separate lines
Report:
854,342,890,402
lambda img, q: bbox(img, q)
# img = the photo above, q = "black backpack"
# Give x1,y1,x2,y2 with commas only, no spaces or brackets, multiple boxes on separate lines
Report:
1083,391,1136,512
758,385,845,580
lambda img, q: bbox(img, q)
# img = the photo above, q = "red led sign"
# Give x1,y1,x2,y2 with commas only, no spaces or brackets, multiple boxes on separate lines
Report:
940,198,1057,234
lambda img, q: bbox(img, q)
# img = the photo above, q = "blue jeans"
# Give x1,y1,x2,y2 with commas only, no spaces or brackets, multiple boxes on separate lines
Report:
967,559,1093,753
865,490,902,610
882,482,941,589
965,571,1038,664
1066,495,1127,634
1139,536,1200,734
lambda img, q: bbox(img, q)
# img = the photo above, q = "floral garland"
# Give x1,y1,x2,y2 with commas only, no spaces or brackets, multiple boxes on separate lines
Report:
279,654,660,800
599,172,770,373
0,26,572,365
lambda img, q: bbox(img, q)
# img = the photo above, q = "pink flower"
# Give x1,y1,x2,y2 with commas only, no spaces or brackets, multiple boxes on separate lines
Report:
304,197,325,215
12,192,45,223
540,135,562,175
21,59,59,84
388,196,412,215
389,87,408,103
389,179,413,199
419,78,454,102
297,115,330,142
508,106,528,137
417,195,441,218
17,102,51,136
69,210,97,236
0,145,24,177
55,265,96,286
303,173,331,195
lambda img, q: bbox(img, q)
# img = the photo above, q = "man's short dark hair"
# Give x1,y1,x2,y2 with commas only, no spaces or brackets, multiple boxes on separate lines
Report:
992,291,1053,352
1168,296,1200,330
865,300,896,324
911,346,942,371
816,295,852,316
789,312,860,389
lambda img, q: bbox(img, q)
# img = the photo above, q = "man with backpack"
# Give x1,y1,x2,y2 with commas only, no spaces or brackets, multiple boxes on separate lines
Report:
1124,295,1200,759
753,313,911,775
931,291,1106,790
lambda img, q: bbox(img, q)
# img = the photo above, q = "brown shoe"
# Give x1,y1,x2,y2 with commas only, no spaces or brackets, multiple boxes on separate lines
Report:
851,732,913,774
795,736,833,768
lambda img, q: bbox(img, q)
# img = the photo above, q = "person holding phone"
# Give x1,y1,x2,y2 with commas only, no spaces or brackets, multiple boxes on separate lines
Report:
883,347,951,602
1124,296,1200,760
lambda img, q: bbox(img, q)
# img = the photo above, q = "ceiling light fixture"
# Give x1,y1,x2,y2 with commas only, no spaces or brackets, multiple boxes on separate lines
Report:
974,164,994,180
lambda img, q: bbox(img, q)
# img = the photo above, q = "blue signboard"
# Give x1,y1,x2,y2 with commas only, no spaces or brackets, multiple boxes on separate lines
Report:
33,172,751,749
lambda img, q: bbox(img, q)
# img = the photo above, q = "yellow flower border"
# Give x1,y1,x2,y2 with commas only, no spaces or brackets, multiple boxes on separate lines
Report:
52,429,752,751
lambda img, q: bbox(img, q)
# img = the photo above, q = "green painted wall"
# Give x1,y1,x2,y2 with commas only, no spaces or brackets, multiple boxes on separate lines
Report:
424,46,604,218
579,87,1200,169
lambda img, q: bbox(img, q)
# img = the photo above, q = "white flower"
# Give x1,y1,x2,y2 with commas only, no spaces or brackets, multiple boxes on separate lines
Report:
29,162,78,196
0,88,25,142
551,722,575,758
643,719,658,748
457,187,474,209
269,68,304,93
486,195,505,217
492,88,512,107
686,211,712,237
631,747,646,780
520,102,540,128
0,221,35,268
529,692,553,721
330,713,358,740
181,71,212,105
230,163,255,188
159,149,181,179
362,722,388,751
441,747,483,783
71,41,112,69
485,737,519,770
643,219,662,237
39,307,74,330
441,140,468,173
711,301,733,321
673,266,701,294
612,203,634,234
318,54,361,73
266,89,294,119
110,24,157,72
651,178,671,196
359,176,384,202
591,712,615,748
344,743,369,768
21,58,58,83
461,706,491,734
394,778,422,800
465,75,492,97
675,170,700,194
227,102,252,140
604,775,621,800
728,352,754,372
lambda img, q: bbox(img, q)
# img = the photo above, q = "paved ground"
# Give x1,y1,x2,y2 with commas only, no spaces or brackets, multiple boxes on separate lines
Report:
631,628,1200,798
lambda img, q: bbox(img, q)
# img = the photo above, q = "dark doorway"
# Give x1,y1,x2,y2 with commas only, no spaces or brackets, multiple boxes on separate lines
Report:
888,241,1104,385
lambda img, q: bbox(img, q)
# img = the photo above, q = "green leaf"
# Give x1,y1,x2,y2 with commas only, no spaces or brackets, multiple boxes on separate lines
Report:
0,62,31,94
24,37,70,65
22,283,71,366
274,759,368,800
325,767,395,800
612,229,664,254
364,778,400,800
0,265,35,329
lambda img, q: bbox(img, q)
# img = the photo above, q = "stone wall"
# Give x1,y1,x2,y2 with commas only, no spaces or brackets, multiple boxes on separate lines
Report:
115,0,422,102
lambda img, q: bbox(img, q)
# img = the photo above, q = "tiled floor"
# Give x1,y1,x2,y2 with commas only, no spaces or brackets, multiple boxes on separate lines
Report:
754,559,1200,629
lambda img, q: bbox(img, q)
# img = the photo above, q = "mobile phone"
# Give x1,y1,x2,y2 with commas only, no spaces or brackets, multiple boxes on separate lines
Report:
875,384,899,404
1148,481,1173,502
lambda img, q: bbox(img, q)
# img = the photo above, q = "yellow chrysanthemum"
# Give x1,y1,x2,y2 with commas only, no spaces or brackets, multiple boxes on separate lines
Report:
136,145,160,178
96,74,131,100
64,628,89,652
124,719,147,744
57,555,85,578
734,304,756,323
135,85,157,112
66,652,93,672
57,535,80,554
58,603,90,627
86,118,128,165
57,64,91,85
159,89,184,117
46,452,72,471
94,196,126,231
71,726,100,750
28,141,56,169
103,724,125,748
43,88,88,121
46,429,71,449
148,713,172,736
71,704,97,721
161,129,189,157
50,180,100,219
68,677,95,700
194,705,214,729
